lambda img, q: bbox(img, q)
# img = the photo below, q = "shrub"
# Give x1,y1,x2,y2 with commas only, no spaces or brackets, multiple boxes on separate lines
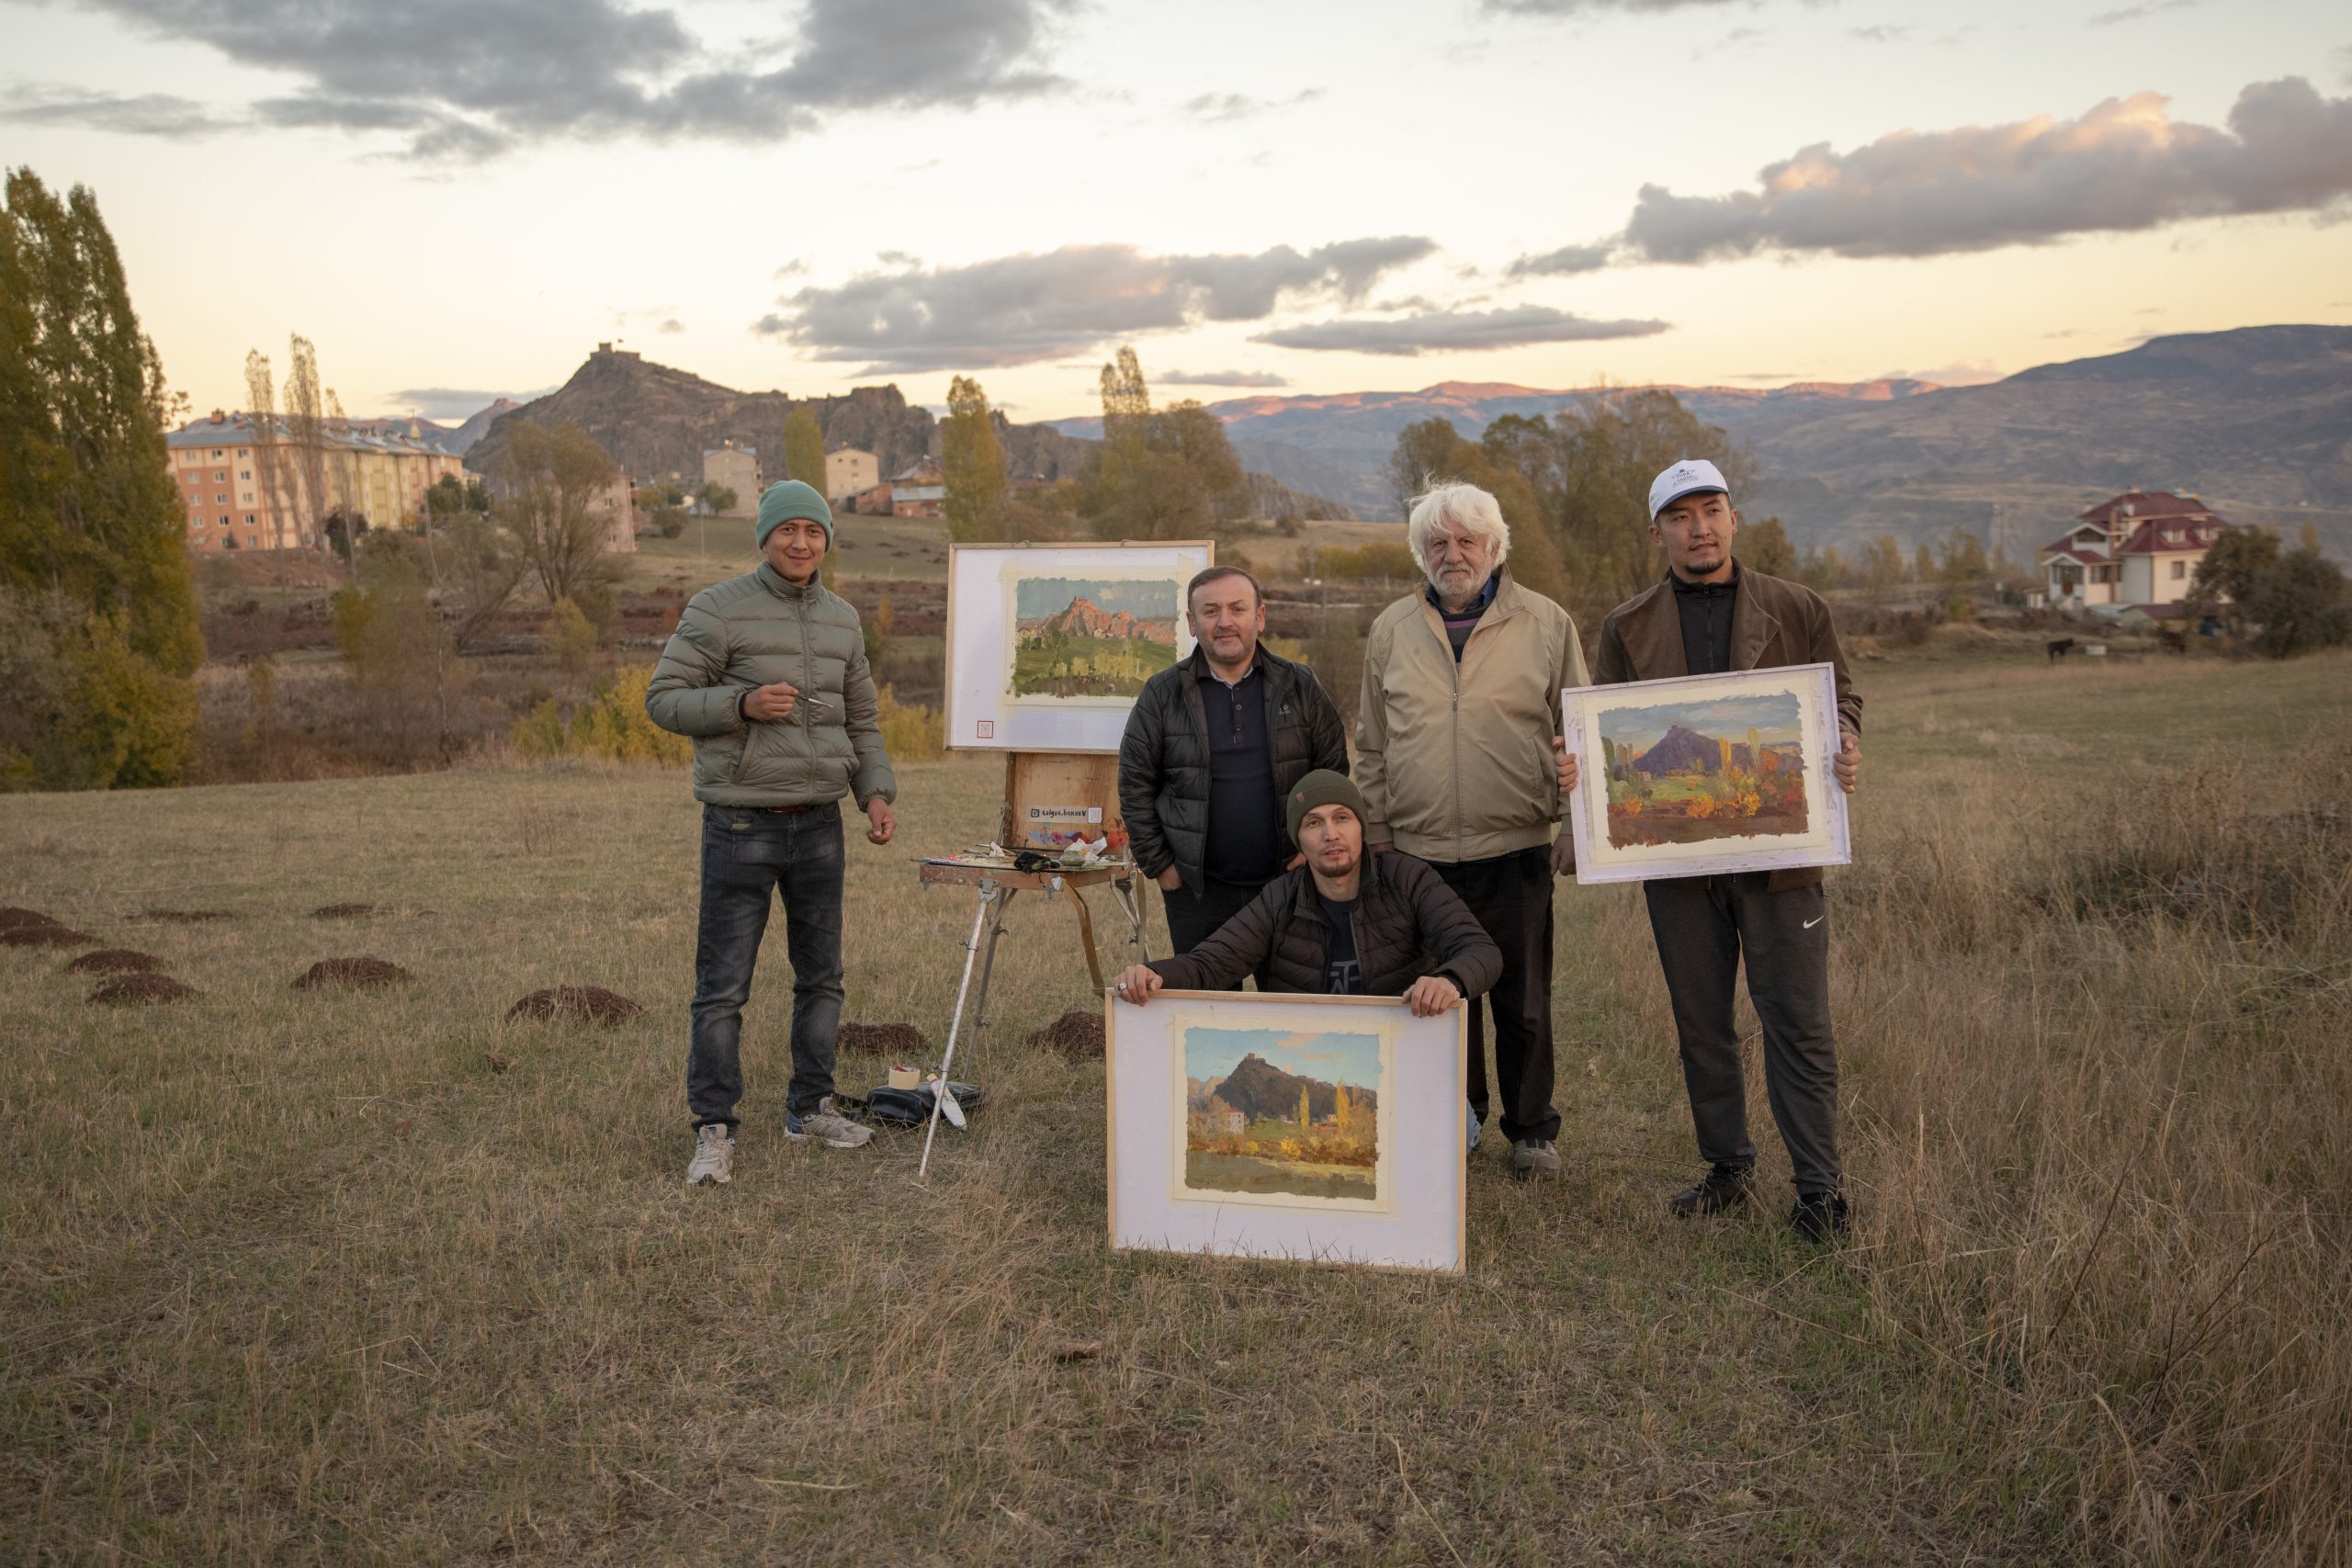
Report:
0,588,197,789
509,665,691,766
877,684,944,762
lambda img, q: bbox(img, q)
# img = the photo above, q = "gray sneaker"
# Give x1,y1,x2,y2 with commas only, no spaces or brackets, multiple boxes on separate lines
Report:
785,1097,875,1149
1510,1138,1560,1179
685,1123,734,1186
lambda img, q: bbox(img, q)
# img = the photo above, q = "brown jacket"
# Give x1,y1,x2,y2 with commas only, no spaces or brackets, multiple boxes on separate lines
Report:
1356,570,1590,863
1593,568,1860,891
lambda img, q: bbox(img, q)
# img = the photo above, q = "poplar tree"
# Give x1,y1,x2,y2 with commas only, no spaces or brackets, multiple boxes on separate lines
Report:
0,168,202,787
783,404,826,491
942,375,1008,542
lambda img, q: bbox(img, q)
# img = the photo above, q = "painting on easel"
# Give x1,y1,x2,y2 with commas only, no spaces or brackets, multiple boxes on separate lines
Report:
1007,572,1183,705
947,542,1214,752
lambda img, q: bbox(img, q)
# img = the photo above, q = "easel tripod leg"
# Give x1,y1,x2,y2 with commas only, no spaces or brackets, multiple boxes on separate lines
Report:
967,888,1013,1067
919,884,995,1181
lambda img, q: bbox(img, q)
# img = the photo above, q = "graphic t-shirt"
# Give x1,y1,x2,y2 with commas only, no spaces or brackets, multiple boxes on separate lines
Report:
1320,895,1361,994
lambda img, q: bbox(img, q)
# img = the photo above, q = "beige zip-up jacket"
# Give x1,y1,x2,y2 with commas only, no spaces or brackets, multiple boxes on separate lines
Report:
1355,570,1589,864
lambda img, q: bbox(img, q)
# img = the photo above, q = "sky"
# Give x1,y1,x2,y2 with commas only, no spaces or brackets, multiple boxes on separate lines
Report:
1601,693,1803,754
5,0,2348,426
1186,1026,1382,1089
1014,575,1180,618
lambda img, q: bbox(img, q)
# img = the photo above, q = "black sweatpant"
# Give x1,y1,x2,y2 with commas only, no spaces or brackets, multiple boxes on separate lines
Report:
1163,874,1270,960
1431,846,1559,1145
1641,874,1841,1197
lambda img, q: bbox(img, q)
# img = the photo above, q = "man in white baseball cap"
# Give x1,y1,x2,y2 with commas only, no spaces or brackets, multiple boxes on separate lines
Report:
1577,457,1863,1240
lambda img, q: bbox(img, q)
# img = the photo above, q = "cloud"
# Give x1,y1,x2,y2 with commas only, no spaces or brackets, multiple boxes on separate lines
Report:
762,237,1436,372
0,85,243,136
1156,369,1291,388
1507,242,1615,277
1875,359,2006,386
389,386,546,417
657,318,684,334
1617,76,2352,264
1252,305,1670,356
37,0,1072,160
1181,88,1323,124
1482,0,1747,12
2090,0,2200,23
1849,24,1912,42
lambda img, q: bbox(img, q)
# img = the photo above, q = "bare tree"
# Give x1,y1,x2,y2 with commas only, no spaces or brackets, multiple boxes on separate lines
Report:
281,335,348,551
494,421,620,605
243,349,296,553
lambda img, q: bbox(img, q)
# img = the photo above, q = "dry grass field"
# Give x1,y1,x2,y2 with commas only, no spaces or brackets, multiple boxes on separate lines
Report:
4,652,2346,1563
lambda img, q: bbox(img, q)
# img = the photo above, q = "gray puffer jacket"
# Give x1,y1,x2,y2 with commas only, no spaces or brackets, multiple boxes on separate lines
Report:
643,564,896,808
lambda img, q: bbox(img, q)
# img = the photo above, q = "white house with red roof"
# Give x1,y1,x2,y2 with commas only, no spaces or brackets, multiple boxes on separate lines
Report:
2037,490,2235,614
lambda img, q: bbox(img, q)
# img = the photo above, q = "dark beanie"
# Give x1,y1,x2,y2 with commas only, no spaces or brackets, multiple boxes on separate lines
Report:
755,479,833,548
1284,769,1366,844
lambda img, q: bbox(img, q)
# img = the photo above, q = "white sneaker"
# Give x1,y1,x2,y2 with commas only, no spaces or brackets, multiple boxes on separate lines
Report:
785,1096,874,1149
686,1123,735,1185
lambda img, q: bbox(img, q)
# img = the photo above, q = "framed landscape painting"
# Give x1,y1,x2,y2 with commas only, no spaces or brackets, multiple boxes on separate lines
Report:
1560,662,1851,885
1107,990,1464,1272
946,542,1214,752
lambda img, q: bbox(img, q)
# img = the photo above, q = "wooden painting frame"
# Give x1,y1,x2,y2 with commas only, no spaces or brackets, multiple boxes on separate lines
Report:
945,541,1216,753
1561,662,1851,885
1106,989,1467,1273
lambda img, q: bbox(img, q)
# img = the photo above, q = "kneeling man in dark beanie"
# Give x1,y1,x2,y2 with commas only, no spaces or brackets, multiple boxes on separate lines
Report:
1114,772,1503,1145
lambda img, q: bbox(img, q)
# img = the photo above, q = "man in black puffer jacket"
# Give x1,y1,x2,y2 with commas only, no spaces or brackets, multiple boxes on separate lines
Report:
1117,566,1348,955
1115,773,1501,1018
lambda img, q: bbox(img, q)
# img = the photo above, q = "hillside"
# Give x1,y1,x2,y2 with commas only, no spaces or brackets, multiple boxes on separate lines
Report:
464,347,943,486
462,347,1352,518
1054,327,2352,558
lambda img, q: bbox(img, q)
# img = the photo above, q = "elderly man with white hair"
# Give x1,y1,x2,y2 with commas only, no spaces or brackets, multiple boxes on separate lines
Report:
1356,481,1589,1178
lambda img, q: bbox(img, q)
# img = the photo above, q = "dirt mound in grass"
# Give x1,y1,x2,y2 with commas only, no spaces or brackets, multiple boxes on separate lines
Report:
138,908,235,924
1026,1008,1106,1061
65,949,166,976
90,974,198,1005
0,907,62,933
838,1021,927,1056
311,902,376,919
292,957,413,990
506,986,643,1024
3,923,96,949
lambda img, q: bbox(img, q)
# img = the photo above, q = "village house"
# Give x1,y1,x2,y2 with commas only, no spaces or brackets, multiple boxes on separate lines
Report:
888,460,945,519
2036,490,2235,615
700,442,761,518
824,446,878,505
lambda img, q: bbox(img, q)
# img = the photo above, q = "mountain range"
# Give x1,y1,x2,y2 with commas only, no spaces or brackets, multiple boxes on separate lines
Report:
456,346,1356,519
1048,326,2352,557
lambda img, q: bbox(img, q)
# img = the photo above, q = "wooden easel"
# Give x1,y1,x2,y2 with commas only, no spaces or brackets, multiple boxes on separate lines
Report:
914,751,1147,1179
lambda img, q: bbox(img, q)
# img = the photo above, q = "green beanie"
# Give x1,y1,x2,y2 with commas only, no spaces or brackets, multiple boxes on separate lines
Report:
755,479,833,549
1284,769,1366,845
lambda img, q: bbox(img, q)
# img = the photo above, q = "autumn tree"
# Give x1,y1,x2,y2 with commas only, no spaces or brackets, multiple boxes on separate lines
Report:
0,168,202,787
1544,390,1756,606
942,374,1009,542
783,404,825,489
1735,516,1797,577
492,420,620,605
1081,346,1251,541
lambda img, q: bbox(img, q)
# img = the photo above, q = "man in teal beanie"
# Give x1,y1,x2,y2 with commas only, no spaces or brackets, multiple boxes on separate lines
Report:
647,477,897,1185
755,479,833,550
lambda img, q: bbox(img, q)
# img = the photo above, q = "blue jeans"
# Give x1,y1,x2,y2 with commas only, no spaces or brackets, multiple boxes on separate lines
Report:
687,801,846,1129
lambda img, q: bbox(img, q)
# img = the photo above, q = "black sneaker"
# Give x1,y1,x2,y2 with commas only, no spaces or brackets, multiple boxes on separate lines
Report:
1790,1192,1850,1242
1668,1163,1754,1217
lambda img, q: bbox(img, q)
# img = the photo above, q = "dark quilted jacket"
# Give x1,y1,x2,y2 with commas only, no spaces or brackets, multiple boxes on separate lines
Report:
642,564,895,808
1145,850,1503,1000
1116,645,1348,891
